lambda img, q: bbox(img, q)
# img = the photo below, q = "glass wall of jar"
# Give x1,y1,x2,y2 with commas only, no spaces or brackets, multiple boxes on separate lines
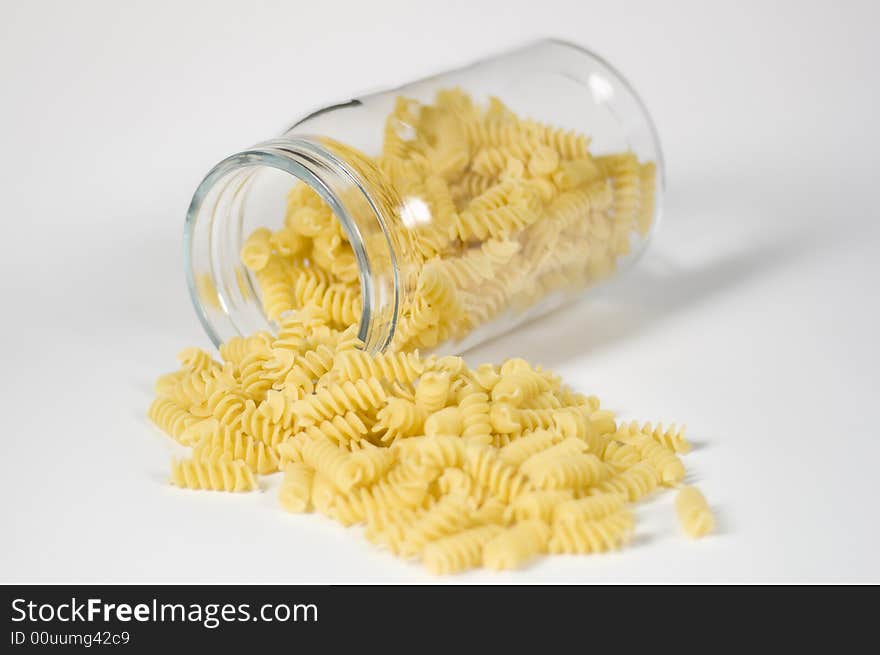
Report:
185,39,664,354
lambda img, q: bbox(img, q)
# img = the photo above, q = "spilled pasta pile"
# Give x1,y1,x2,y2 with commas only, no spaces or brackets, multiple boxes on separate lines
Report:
151,91,713,574
238,89,656,351
150,314,713,574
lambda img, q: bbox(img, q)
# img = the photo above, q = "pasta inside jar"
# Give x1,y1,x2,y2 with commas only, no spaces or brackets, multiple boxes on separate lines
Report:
186,40,663,354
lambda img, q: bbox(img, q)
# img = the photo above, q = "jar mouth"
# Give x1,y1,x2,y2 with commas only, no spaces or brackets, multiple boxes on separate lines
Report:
184,136,401,353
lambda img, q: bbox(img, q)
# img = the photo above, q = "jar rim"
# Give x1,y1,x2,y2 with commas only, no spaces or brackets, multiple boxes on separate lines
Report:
184,136,401,353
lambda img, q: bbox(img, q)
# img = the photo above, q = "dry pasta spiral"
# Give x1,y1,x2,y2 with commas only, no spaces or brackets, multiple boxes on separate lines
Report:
483,520,551,570
504,490,574,523
422,525,504,575
675,486,715,538
332,350,424,385
463,445,531,503
548,510,634,554
293,378,387,424
279,463,314,513
170,458,257,492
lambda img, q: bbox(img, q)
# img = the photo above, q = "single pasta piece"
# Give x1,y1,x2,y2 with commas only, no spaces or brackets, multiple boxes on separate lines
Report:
458,389,492,439
521,453,607,490
464,445,531,503
402,435,466,469
520,437,588,465
624,421,691,454
279,463,315,513
424,407,464,437
339,444,397,488
305,412,369,448
293,378,386,424
491,370,551,407
602,440,642,469
473,498,509,525
483,520,551,570
434,467,489,505
277,433,309,466
591,461,658,502
301,436,360,492
548,510,635,554
634,438,686,487
400,493,476,557
193,426,280,475
240,227,273,271
589,409,617,436
675,486,715,538
422,525,504,575
170,458,257,492
332,350,425,385
504,489,574,523
176,347,219,375
328,477,430,528
552,494,624,524
415,371,451,413
373,398,426,443
148,398,200,444
498,429,565,467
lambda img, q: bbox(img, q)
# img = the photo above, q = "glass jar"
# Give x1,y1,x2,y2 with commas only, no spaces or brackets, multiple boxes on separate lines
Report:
185,39,664,355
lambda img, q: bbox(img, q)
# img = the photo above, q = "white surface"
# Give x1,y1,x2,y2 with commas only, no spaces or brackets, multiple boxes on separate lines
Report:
2,0,879,583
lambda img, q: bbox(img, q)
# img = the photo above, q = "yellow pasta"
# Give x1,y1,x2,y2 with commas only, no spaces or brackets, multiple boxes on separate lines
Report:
622,420,691,454
472,498,509,525
170,458,257,493
148,398,200,445
591,461,658,502
503,489,575,525
675,486,715,538
552,494,625,524
233,89,658,353
151,331,709,571
632,438,687,487
193,425,280,475
602,440,643,469
332,349,424,385
306,412,369,448
497,430,562,467
277,434,309,466
521,453,608,490
423,407,463,437
457,389,493,439
414,371,451,414
339,444,397,489
239,227,273,271
255,259,297,320
463,445,531,503
491,370,551,407
279,463,315,513
373,398,426,444
293,378,386,424
548,510,634,554
400,435,466,470
328,477,430,527
145,90,716,575
301,435,360,492
483,520,551,570
399,493,475,557
176,347,219,375
422,525,504,575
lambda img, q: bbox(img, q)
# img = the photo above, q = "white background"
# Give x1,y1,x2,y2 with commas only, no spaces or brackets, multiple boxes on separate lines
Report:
1,0,878,583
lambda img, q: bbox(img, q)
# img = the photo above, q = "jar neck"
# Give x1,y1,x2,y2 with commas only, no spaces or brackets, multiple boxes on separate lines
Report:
184,135,412,353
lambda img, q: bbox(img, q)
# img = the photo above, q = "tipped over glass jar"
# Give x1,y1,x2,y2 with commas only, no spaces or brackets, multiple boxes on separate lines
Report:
185,39,664,355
